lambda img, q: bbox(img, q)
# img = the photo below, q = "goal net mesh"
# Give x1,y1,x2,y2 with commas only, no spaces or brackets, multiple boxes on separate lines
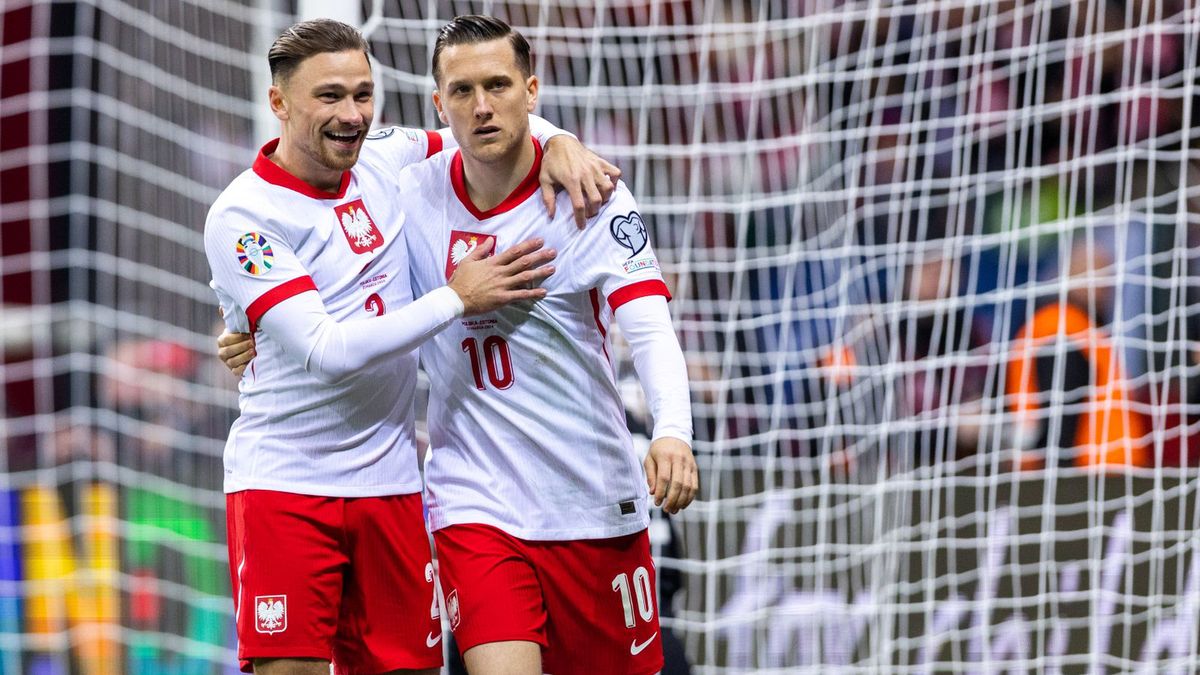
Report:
2,0,1198,672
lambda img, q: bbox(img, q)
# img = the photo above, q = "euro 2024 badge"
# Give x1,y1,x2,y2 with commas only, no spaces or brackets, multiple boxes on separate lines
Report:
254,594,287,634
445,230,494,280
236,232,274,276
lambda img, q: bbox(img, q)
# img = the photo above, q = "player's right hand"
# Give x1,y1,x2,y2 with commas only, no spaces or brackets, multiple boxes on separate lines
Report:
450,237,557,316
217,330,255,377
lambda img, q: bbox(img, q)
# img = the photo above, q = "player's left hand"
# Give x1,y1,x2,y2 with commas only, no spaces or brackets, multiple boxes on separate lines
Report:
644,437,698,515
540,135,621,229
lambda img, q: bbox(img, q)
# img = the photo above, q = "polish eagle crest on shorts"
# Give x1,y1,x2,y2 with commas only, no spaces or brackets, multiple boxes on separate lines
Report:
254,595,287,634
333,199,384,255
445,230,494,280
446,589,461,631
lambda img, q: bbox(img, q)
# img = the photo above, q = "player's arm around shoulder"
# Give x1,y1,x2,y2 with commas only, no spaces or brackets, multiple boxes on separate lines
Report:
360,125,452,175
537,130,622,228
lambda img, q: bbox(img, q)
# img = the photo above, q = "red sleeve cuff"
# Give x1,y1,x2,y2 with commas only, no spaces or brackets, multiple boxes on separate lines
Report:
424,130,443,159
246,276,317,332
607,279,671,312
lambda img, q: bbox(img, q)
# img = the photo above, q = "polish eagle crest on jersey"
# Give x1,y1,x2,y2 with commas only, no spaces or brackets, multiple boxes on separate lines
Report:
445,230,494,280
254,595,287,634
333,199,384,255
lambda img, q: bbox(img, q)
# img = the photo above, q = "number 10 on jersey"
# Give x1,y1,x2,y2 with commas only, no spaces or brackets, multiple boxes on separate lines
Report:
461,336,514,390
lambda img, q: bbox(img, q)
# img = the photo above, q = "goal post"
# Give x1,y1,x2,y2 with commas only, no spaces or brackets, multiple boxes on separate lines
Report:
0,1,1197,673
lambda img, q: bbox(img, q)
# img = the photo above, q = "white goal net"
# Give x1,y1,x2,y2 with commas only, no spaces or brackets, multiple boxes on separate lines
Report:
1,0,1198,673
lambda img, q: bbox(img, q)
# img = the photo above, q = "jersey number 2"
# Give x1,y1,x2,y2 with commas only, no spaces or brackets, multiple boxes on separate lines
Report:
365,293,385,316
461,336,514,390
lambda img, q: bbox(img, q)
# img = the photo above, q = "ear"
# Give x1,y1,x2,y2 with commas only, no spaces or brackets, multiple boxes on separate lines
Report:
525,75,539,113
269,84,288,121
432,89,448,125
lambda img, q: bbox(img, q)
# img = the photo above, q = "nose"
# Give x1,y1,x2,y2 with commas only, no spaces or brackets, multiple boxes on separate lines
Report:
473,89,493,119
336,96,365,127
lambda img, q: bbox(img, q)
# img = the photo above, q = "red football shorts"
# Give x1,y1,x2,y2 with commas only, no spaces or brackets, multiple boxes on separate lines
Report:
433,524,663,675
225,490,442,674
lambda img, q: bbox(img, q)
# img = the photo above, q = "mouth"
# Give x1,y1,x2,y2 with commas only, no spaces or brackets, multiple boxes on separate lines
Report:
324,129,363,148
473,125,501,139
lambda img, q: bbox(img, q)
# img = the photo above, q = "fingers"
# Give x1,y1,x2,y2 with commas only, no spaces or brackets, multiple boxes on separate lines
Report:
655,462,672,509
599,159,621,183
217,331,255,376
596,171,616,205
646,440,699,514
571,192,588,230
540,182,557,219
579,179,603,228
663,456,698,514
493,237,545,266
217,330,249,349
643,455,658,496
466,236,496,261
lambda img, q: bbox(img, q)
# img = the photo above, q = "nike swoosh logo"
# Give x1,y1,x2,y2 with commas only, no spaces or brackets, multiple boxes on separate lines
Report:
426,632,442,648
630,632,658,655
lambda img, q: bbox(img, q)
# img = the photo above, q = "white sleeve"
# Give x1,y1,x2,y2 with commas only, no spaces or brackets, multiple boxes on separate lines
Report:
614,295,693,445
363,126,452,174
258,286,464,384
528,114,577,145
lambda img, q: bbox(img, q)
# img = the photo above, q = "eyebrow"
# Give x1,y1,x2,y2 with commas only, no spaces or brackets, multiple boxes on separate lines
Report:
312,80,374,94
445,74,512,90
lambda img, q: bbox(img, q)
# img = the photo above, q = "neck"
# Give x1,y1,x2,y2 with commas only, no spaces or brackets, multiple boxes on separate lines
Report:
271,131,342,193
460,135,536,212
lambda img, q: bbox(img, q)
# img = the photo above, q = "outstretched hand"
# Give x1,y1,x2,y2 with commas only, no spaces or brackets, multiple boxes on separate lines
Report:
643,437,698,515
539,135,621,228
449,237,557,316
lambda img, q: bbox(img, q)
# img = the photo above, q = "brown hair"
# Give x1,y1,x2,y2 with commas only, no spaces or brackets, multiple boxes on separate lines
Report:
432,15,531,83
268,19,370,84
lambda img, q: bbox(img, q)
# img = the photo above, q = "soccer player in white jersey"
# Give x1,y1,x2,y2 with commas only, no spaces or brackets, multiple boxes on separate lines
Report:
204,19,619,675
403,16,698,675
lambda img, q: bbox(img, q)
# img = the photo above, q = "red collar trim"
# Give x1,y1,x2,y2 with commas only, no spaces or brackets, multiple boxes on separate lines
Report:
252,139,351,200
450,136,542,220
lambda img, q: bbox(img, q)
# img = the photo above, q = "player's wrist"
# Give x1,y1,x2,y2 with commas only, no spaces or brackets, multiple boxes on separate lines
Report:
650,431,693,448
435,285,466,318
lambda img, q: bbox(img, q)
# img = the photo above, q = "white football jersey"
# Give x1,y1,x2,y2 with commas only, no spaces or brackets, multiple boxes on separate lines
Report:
403,138,672,540
204,127,446,497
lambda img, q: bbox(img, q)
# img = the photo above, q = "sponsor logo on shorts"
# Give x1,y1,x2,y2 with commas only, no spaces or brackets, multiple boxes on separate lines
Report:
426,631,442,648
630,631,658,656
446,589,461,631
254,594,287,635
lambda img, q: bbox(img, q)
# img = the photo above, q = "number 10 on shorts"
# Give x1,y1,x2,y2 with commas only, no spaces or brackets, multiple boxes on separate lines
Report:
611,566,655,628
